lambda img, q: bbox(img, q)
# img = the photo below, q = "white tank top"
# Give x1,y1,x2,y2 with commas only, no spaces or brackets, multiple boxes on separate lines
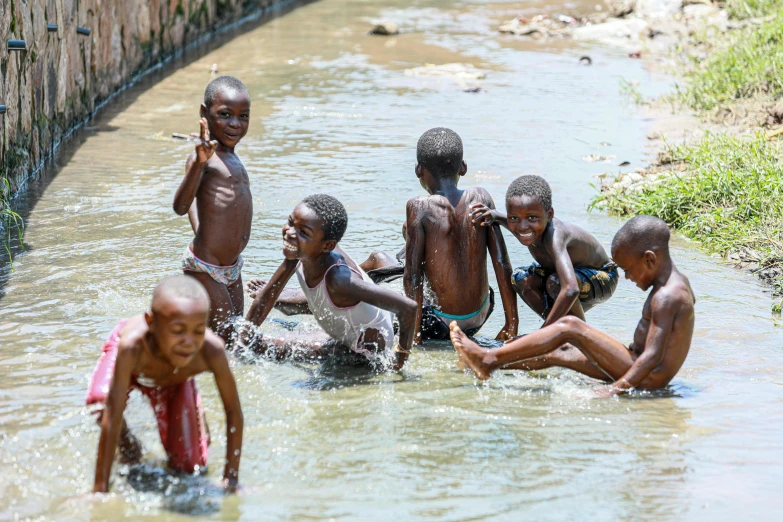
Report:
295,254,395,362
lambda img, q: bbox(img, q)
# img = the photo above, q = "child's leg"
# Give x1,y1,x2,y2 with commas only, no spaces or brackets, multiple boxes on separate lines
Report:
545,275,586,321
359,251,399,272
511,272,548,319
502,343,612,381
118,417,143,464
186,271,236,341
228,274,245,319
450,316,633,380
245,329,338,360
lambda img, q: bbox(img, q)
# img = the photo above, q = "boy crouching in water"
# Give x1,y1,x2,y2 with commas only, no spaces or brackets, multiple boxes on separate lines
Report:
242,194,417,370
450,216,695,396
173,76,252,342
471,175,618,326
86,276,243,492
405,128,518,342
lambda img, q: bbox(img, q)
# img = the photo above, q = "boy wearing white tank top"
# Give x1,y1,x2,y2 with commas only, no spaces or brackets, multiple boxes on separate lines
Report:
241,194,417,369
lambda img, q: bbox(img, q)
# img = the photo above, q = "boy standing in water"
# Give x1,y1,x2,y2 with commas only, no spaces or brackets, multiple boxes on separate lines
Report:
470,175,618,326
451,216,695,395
404,128,518,342
86,276,243,492
242,194,417,369
173,76,252,342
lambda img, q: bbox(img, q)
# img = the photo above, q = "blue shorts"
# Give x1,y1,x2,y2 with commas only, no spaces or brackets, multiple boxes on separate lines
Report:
511,262,618,313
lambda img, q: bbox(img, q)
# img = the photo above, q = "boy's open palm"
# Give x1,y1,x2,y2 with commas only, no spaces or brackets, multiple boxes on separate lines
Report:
196,117,219,163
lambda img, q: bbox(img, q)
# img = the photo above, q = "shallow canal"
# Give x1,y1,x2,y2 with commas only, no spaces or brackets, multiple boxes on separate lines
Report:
1,0,782,519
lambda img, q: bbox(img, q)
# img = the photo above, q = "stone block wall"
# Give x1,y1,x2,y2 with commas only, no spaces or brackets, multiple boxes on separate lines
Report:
0,0,291,197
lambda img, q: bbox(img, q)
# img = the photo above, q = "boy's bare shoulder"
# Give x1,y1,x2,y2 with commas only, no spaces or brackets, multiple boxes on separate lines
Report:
406,195,445,218
116,316,148,360
465,186,494,205
200,329,228,359
653,272,695,314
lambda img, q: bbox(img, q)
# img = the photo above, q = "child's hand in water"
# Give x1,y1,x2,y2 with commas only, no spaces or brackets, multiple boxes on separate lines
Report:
469,203,497,226
195,117,219,163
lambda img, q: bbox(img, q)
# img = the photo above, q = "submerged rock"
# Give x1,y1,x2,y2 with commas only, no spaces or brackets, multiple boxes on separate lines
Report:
404,63,486,81
369,22,399,35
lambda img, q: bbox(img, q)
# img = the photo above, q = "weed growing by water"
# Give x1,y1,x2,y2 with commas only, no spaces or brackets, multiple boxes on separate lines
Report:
591,132,783,292
1,177,24,265
679,11,783,111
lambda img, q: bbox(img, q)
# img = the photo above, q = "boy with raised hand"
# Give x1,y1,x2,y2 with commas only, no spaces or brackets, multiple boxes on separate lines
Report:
173,76,252,342
470,175,618,326
242,194,417,370
86,276,243,493
404,128,518,342
450,216,696,396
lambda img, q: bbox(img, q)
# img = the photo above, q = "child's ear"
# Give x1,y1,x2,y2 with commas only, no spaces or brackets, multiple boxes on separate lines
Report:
144,311,154,328
644,250,657,267
200,104,208,119
415,163,423,179
459,160,467,177
547,207,554,221
322,240,337,253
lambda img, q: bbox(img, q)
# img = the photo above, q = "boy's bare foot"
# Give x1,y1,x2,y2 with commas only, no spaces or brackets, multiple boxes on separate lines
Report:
449,321,492,380
246,279,301,301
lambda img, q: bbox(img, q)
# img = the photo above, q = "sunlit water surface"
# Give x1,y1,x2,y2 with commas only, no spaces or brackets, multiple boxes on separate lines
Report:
1,0,782,519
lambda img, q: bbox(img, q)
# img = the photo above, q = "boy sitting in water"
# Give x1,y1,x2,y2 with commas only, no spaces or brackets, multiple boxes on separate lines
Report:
404,128,518,342
242,194,417,369
86,276,243,492
173,76,252,342
470,175,618,326
451,216,696,395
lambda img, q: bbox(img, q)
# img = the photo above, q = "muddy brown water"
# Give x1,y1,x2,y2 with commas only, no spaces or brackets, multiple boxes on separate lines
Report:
2,0,783,520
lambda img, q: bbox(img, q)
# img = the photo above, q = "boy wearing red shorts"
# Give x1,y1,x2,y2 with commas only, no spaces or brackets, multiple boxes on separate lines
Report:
86,276,243,493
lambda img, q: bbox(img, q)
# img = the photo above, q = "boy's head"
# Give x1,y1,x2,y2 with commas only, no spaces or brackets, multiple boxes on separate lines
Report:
282,194,348,260
611,215,671,291
200,76,250,149
504,175,554,246
415,128,467,191
145,275,211,368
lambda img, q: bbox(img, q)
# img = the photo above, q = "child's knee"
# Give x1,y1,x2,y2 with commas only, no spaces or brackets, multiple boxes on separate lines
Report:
545,274,561,297
513,274,540,296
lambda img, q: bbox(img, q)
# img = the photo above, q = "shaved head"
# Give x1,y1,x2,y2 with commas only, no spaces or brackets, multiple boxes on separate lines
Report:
151,275,210,314
612,215,671,256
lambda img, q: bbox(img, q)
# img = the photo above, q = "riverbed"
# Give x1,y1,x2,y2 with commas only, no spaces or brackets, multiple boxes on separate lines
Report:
1,0,782,519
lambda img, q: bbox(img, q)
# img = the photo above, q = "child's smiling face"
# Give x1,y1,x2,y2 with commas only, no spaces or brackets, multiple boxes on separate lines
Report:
202,89,250,148
505,196,553,247
148,297,209,368
282,204,332,260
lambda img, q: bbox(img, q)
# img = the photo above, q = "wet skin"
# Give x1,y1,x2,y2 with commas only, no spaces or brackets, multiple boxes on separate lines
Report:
450,242,696,396
93,297,243,493
404,164,518,342
470,196,610,326
172,88,252,340
243,204,417,369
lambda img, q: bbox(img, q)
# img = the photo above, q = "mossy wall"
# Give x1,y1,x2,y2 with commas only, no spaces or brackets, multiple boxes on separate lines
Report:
0,0,288,196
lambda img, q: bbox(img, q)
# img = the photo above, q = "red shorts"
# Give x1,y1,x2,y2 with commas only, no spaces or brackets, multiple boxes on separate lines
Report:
86,320,209,472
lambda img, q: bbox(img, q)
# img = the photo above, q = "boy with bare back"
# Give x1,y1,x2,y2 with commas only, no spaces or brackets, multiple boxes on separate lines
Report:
86,276,243,492
470,175,618,326
404,128,518,342
451,216,695,396
173,76,252,342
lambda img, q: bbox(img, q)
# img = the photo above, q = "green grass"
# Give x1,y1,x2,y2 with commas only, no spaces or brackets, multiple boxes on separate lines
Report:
678,11,783,111
1,177,24,265
591,132,783,291
723,0,783,19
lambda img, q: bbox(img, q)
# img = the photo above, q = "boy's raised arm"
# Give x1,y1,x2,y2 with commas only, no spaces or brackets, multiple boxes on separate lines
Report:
487,222,518,340
93,346,136,493
403,200,426,345
542,231,582,327
612,293,676,393
173,118,217,216
204,336,244,492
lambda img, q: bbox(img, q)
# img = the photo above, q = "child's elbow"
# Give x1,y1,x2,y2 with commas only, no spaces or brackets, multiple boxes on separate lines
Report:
564,285,580,301
173,201,188,216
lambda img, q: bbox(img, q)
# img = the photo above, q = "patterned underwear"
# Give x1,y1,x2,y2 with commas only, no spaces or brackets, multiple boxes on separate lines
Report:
182,246,243,286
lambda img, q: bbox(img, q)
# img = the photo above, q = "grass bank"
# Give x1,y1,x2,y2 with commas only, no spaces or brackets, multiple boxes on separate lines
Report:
593,4,783,303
